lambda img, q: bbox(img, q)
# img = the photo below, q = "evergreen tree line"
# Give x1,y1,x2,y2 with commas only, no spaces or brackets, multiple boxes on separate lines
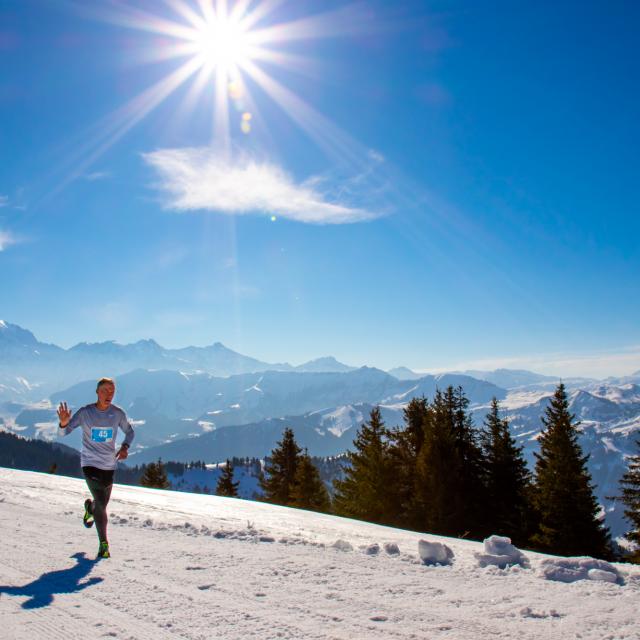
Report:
330,383,625,560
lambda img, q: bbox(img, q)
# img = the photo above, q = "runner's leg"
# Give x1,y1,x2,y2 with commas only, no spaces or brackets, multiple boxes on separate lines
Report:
82,467,114,543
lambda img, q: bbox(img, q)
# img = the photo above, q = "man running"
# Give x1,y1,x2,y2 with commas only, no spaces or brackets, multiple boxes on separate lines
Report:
57,377,134,559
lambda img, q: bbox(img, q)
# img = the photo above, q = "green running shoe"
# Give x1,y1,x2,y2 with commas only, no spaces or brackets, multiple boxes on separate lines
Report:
83,499,94,528
97,541,110,559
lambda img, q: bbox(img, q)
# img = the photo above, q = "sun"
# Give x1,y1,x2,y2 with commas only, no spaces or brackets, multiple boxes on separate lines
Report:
188,13,252,72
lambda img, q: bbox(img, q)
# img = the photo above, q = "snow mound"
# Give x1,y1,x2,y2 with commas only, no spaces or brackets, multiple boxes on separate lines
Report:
418,539,454,565
364,543,380,555
474,535,529,569
332,539,353,552
540,557,622,584
384,542,400,555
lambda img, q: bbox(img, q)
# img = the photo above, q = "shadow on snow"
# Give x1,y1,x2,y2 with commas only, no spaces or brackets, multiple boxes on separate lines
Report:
0,552,103,609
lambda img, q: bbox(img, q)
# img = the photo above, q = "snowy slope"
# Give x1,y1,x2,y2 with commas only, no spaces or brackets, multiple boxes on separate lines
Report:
1,468,639,640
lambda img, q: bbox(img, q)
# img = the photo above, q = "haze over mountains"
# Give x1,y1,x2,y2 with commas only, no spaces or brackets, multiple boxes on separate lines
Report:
2,320,640,538
0,320,356,402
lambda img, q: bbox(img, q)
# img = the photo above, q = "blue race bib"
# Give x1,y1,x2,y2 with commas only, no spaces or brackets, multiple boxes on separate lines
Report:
91,428,114,443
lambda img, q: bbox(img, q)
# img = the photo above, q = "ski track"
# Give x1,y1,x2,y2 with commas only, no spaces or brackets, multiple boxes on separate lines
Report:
1,469,639,639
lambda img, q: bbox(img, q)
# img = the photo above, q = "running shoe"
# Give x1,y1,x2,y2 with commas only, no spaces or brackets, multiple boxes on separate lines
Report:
83,498,94,528
97,541,110,559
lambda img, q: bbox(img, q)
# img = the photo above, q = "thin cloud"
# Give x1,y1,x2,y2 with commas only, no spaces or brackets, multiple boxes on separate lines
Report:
143,148,378,224
0,230,17,251
0,195,8,207
85,171,111,181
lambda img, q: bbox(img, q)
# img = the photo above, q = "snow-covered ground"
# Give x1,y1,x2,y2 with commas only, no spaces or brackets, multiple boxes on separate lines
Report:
1,468,639,640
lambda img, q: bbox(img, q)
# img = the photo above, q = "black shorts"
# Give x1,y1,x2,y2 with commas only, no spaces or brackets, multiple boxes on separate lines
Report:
82,466,114,490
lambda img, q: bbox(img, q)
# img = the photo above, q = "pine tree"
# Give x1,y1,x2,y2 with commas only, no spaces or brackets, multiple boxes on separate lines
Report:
619,439,640,563
290,450,331,512
387,397,430,528
140,459,171,489
531,383,611,558
259,427,302,505
414,388,463,535
216,459,240,497
333,407,394,524
413,387,486,538
481,397,533,545
452,386,487,535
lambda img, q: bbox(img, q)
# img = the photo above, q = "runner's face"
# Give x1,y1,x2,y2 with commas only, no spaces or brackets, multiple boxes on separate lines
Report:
97,383,115,407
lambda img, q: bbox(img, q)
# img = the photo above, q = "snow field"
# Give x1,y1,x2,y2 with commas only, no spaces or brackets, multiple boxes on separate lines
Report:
1,468,639,639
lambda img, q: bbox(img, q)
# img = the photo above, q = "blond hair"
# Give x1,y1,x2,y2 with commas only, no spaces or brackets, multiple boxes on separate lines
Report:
96,377,115,391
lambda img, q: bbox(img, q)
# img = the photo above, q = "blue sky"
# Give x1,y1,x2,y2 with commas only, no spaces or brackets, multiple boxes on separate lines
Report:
1,0,639,377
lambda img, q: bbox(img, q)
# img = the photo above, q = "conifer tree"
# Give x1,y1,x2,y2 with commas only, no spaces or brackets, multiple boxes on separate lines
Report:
414,387,485,537
259,427,301,505
414,388,464,535
290,450,331,512
452,386,487,534
531,383,611,558
333,407,394,524
140,459,171,489
481,397,533,545
619,439,640,563
387,397,430,528
216,459,240,497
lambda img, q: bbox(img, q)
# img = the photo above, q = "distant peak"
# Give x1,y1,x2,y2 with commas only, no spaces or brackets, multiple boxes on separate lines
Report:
0,321,39,344
306,356,341,365
134,338,162,349
296,356,355,373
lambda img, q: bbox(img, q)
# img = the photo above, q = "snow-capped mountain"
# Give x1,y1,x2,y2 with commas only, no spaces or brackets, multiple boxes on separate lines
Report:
0,320,63,360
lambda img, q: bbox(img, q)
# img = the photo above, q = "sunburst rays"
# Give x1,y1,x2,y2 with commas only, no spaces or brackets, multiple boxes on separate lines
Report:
64,0,375,159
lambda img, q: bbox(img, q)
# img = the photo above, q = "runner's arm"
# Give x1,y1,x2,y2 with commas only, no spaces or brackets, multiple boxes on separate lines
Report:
120,413,135,447
116,413,134,460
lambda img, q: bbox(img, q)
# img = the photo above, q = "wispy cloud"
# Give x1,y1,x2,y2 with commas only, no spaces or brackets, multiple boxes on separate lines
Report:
0,195,8,207
0,230,17,251
84,171,111,181
143,148,379,224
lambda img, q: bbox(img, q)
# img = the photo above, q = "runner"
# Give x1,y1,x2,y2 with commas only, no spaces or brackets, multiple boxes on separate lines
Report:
57,377,134,559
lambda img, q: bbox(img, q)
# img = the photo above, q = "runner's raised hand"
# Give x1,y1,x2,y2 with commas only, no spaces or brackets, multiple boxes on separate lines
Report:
57,401,72,428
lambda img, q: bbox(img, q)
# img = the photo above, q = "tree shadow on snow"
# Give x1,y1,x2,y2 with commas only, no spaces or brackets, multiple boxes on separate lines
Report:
0,552,103,609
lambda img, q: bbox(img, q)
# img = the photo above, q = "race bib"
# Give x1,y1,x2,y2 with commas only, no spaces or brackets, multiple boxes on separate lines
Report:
91,428,114,443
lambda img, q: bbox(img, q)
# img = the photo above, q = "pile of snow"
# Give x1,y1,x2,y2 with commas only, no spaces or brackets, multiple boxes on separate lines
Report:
332,538,353,552
418,539,455,565
540,557,622,584
474,535,529,569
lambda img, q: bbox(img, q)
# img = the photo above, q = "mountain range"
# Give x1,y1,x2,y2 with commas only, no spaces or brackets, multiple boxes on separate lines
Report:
0,320,357,402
